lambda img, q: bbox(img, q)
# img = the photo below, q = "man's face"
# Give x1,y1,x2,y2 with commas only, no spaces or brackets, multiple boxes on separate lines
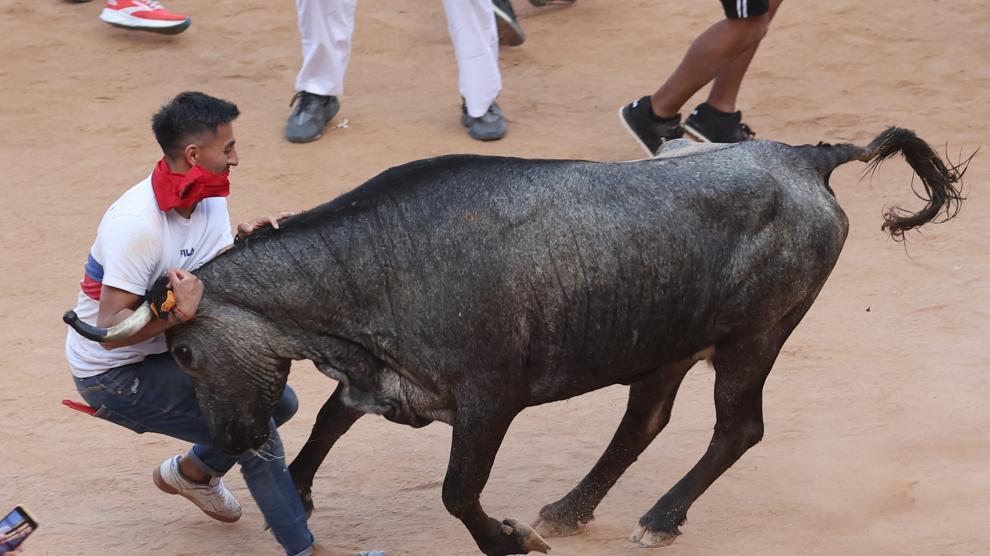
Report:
192,122,238,175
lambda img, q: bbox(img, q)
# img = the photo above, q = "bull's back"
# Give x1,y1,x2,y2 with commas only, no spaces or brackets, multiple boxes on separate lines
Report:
330,145,847,398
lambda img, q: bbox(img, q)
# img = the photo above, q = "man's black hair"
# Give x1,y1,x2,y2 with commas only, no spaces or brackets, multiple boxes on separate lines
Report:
152,91,240,159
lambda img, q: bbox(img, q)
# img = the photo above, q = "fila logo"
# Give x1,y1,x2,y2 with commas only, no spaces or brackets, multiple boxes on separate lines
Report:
180,248,196,257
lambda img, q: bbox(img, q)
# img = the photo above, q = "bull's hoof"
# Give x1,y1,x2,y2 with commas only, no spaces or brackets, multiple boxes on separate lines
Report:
628,524,680,548
501,518,552,553
531,512,589,538
300,491,315,519
293,485,315,518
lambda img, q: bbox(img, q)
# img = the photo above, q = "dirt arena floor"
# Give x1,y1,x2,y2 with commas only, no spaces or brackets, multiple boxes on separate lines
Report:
1,1,987,554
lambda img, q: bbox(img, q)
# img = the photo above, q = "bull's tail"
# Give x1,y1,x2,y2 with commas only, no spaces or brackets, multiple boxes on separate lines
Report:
807,127,970,240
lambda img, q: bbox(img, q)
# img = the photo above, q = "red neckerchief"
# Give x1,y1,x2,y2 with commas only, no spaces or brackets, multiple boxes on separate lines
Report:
151,158,230,212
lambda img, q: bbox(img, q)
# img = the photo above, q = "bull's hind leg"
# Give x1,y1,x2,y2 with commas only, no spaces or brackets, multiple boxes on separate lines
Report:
288,383,365,517
533,360,695,537
442,406,551,556
629,322,801,548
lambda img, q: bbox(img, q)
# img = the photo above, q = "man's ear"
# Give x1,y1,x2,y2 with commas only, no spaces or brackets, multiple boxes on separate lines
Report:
183,143,200,168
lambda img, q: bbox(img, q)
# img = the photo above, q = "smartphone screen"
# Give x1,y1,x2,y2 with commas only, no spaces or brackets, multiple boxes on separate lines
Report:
0,506,37,552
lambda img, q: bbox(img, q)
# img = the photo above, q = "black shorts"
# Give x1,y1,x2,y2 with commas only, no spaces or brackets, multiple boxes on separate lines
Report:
720,0,770,19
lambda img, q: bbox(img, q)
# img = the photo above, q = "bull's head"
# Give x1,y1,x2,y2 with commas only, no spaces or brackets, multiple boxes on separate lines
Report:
64,294,291,455
165,302,292,454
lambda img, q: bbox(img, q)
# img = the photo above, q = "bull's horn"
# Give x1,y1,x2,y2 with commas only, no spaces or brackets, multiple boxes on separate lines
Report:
63,301,154,343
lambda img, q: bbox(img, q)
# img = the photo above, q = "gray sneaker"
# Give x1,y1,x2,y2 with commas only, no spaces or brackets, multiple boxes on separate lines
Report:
285,92,340,143
461,102,507,141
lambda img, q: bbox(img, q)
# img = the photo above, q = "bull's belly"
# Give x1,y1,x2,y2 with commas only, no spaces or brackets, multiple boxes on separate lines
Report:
525,344,716,407
366,342,715,427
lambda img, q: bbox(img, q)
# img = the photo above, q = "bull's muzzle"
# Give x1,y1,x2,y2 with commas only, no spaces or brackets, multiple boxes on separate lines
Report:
63,301,154,343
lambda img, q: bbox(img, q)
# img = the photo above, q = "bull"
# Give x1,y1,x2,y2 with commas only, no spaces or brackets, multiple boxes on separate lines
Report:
65,128,965,555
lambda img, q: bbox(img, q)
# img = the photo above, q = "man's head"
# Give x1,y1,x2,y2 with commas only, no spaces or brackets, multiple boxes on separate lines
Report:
152,91,240,175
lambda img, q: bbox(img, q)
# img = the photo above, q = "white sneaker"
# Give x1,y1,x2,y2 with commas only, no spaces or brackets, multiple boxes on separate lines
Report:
153,455,242,523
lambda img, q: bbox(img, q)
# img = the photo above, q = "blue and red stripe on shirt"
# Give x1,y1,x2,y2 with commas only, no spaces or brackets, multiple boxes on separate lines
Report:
80,253,104,301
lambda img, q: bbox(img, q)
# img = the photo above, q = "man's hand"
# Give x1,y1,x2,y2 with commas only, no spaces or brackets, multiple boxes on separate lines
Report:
167,268,203,322
236,212,294,241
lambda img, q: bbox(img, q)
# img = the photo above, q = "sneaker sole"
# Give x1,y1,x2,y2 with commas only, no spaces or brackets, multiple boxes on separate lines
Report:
462,116,506,140
100,9,191,35
468,129,506,141
461,108,506,141
682,123,713,143
493,6,526,47
153,467,241,523
286,131,323,144
617,105,659,157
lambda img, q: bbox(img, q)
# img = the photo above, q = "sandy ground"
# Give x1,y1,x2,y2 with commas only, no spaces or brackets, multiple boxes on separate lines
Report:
1,0,988,555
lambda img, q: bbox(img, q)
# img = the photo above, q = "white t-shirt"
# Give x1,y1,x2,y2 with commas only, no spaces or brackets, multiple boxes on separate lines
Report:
66,175,233,378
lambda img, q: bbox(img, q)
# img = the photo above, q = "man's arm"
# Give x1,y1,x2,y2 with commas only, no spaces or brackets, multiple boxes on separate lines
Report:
98,268,204,350
97,285,176,349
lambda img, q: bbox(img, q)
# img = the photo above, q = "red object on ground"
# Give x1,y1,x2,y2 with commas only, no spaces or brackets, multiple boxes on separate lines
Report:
62,399,97,415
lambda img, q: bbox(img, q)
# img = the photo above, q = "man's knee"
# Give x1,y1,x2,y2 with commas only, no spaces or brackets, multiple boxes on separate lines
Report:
272,385,300,427
727,15,770,49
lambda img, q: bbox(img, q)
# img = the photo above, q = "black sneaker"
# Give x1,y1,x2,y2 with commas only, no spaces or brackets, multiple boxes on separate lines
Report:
683,102,755,143
493,0,526,47
285,92,340,143
618,96,684,156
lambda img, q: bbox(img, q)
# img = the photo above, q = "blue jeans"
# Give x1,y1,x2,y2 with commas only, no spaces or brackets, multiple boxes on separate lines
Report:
74,351,315,556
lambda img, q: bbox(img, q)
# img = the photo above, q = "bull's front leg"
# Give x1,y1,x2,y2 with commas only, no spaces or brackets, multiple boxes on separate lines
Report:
288,383,365,517
442,408,551,556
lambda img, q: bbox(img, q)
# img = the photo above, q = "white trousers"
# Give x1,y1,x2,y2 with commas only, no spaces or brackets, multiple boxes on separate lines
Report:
294,0,501,118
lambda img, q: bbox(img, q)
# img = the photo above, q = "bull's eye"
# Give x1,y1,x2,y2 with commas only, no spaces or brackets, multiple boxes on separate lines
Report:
173,345,194,368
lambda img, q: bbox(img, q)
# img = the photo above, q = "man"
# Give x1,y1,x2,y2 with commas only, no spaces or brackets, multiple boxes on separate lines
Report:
65,91,382,556
620,0,783,154
286,0,507,143
67,0,192,35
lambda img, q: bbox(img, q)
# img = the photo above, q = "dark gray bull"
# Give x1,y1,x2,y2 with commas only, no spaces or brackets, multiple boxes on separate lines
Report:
66,128,965,555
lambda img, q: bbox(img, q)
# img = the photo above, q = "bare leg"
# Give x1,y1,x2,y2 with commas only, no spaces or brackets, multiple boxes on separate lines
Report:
650,14,771,118
706,0,783,113
442,407,550,556
533,360,695,537
288,384,365,517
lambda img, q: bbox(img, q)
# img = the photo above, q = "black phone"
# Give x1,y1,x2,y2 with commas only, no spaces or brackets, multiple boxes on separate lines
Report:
0,505,38,552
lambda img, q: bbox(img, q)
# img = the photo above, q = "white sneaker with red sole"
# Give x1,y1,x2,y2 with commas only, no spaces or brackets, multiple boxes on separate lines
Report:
100,0,191,34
